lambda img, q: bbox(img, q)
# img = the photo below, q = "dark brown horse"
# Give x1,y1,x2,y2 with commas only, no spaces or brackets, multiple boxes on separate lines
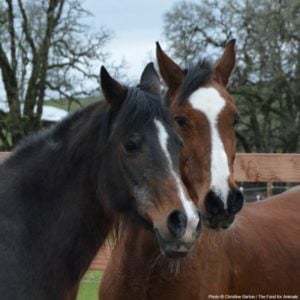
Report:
0,63,201,299
99,42,300,298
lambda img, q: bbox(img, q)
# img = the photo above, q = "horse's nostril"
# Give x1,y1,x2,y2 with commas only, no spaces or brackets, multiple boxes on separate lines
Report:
204,190,225,216
228,188,244,214
167,209,187,238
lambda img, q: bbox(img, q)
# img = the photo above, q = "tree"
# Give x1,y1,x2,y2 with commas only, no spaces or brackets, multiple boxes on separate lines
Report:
0,0,114,149
163,0,300,153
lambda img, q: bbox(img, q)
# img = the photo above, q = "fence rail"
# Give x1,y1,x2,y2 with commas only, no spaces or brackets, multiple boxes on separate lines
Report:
1,152,300,270
233,153,300,183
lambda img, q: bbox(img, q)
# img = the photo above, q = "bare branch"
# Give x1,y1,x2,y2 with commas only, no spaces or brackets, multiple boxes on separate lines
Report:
17,0,36,56
0,42,20,116
5,0,17,71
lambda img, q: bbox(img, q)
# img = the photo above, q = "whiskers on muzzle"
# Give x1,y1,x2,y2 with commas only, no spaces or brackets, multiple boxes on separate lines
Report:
150,251,182,275
153,207,201,260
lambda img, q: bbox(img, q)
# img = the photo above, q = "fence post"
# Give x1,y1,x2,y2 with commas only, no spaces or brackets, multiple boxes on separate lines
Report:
267,182,273,197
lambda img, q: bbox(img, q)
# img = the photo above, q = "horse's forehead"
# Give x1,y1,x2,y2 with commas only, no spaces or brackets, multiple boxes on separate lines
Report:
188,87,226,120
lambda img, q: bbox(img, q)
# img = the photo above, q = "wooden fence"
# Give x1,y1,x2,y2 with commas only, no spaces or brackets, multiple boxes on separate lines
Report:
1,152,300,270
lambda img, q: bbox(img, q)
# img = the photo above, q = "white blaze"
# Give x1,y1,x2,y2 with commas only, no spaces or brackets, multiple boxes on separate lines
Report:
154,119,199,231
189,87,230,208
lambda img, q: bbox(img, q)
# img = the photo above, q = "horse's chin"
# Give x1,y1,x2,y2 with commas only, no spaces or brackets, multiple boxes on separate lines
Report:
162,249,189,259
203,214,235,231
154,228,193,259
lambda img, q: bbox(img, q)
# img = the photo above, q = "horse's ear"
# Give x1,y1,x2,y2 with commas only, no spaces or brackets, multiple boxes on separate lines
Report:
100,66,127,111
156,42,184,90
139,62,161,95
214,39,236,87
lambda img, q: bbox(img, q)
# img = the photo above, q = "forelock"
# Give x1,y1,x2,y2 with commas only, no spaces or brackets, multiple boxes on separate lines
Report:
113,87,170,135
178,58,213,105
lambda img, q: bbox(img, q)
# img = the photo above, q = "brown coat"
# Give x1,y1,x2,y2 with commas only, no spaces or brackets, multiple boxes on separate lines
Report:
100,187,300,299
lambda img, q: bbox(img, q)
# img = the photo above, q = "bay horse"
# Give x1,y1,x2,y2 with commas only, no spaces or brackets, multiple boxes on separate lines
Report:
156,39,244,230
99,42,300,298
0,63,201,299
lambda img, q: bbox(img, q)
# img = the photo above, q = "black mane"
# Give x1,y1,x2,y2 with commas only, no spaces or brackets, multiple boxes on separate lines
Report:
178,58,213,105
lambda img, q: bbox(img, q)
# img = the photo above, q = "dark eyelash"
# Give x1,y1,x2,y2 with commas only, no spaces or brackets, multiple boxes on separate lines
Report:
174,116,188,128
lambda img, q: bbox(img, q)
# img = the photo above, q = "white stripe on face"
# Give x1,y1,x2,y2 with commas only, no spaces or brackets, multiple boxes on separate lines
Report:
154,119,199,231
189,87,230,209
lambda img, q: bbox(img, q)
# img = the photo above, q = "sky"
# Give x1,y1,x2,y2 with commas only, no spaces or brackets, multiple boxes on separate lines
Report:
82,0,180,81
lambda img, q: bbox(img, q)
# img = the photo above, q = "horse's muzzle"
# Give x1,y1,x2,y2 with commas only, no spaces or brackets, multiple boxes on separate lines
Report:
154,228,194,258
154,209,201,258
204,188,244,230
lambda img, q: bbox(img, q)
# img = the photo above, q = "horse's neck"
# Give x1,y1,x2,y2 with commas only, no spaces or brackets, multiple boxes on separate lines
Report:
197,199,295,269
1,105,113,286
112,221,160,281
118,220,159,260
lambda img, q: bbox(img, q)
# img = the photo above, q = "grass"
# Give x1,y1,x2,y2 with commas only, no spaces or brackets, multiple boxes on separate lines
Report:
77,270,103,300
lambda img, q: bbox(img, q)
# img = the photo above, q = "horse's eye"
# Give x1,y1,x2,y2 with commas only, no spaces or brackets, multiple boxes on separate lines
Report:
233,113,240,127
124,135,142,153
175,116,188,128
124,140,139,152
